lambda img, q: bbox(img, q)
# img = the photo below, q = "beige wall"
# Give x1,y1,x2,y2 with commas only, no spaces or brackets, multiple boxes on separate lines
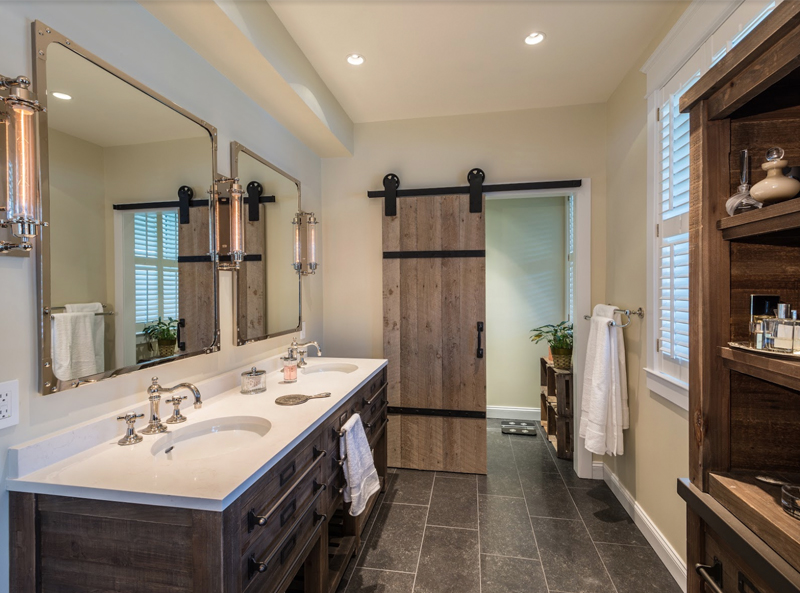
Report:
603,4,689,562
486,196,566,408
321,104,607,362
48,129,107,307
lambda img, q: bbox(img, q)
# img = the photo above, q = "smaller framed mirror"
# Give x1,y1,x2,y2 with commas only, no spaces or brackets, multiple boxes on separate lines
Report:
232,143,301,344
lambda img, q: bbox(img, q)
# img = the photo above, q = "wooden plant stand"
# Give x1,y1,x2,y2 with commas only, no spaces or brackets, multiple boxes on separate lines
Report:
539,358,573,459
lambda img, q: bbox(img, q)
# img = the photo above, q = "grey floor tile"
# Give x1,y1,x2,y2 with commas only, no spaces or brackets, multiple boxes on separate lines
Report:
512,438,559,474
479,432,523,497
413,526,480,593
358,503,427,572
480,554,548,593
570,485,648,546
346,568,415,593
532,517,615,593
520,470,581,519
597,543,683,593
435,471,477,481
427,476,478,529
479,495,538,559
383,469,434,506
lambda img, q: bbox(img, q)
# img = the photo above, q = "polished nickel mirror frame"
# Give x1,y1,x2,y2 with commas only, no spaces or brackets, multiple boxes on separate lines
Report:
231,141,301,346
34,22,220,394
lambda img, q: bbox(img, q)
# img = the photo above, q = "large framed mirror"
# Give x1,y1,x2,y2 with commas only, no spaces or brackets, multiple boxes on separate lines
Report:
232,142,301,344
34,23,219,394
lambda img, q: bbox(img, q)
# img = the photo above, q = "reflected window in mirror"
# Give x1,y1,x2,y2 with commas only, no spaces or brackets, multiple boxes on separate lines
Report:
37,28,218,392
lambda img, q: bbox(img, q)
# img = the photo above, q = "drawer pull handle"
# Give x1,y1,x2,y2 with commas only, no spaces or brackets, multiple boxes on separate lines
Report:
279,535,296,565
247,481,328,579
365,402,389,430
247,448,327,532
279,499,297,527
363,382,387,407
739,572,761,593
696,560,723,593
279,461,296,487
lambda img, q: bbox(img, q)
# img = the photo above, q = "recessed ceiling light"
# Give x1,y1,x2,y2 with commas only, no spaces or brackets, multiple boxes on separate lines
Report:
525,32,545,46
346,54,365,66
51,92,72,100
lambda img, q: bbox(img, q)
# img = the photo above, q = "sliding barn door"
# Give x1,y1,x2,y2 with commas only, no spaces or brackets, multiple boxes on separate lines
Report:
383,194,487,474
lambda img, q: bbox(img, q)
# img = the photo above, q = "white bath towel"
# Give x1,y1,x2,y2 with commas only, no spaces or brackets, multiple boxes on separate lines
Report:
340,413,381,516
51,312,99,381
579,304,629,456
65,302,104,374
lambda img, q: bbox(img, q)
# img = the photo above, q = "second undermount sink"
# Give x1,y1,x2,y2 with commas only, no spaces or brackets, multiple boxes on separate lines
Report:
300,362,359,375
151,416,272,462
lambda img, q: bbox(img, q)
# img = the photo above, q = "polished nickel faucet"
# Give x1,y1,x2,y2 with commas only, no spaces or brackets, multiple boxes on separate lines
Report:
140,377,203,435
290,338,322,368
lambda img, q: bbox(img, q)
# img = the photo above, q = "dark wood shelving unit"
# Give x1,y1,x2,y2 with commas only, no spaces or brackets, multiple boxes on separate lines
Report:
717,196,800,243
680,3,800,592
719,346,800,391
539,358,573,459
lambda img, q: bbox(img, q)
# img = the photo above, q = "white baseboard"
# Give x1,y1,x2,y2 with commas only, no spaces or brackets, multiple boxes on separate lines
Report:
602,464,687,592
486,406,541,421
592,460,604,480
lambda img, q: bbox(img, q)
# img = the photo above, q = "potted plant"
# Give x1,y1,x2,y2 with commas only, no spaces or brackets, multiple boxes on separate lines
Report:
143,317,179,358
531,321,573,370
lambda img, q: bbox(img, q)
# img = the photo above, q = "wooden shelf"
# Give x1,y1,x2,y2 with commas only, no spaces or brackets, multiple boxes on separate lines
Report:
717,197,800,244
709,472,800,572
719,346,800,391
327,535,357,593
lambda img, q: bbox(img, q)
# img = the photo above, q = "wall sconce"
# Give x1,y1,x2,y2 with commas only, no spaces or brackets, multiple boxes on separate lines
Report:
292,211,319,276
1,75,46,254
215,177,245,270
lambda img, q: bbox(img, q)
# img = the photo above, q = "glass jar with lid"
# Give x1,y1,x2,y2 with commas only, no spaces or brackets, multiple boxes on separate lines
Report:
241,367,267,394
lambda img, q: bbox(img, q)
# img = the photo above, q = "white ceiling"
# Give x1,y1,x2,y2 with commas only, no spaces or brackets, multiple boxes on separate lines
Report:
46,42,208,148
270,1,681,123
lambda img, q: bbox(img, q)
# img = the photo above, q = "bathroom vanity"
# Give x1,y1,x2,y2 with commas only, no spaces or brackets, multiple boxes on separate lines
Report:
8,358,388,593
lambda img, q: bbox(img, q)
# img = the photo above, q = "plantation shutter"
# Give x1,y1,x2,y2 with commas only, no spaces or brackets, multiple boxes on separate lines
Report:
567,196,575,323
133,211,180,327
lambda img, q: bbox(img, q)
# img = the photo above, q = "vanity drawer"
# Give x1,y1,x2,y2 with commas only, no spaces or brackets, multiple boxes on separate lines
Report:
358,368,387,413
241,483,327,593
703,525,778,593
238,439,325,553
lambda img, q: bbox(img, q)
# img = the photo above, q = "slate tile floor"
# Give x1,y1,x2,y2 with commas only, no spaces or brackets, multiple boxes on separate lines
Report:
337,420,682,593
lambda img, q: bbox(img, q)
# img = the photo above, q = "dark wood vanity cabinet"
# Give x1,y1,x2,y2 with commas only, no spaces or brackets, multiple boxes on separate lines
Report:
10,367,388,593
679,4,800,592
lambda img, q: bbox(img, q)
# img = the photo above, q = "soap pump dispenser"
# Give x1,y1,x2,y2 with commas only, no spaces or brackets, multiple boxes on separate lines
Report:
281,349,299,383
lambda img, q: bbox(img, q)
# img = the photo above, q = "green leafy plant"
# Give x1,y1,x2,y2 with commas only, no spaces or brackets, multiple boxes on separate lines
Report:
530,321,573,351
143,317,178,342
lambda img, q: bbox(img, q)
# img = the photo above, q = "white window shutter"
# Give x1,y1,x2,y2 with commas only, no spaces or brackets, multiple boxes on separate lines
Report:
133,211,180,326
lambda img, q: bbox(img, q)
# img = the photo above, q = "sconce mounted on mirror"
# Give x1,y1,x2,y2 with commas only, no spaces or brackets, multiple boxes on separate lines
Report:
1,74,47,255
293,211,319,276
214,177,245,270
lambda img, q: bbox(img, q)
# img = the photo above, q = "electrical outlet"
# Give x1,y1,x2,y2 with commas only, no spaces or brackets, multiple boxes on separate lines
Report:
0,379,20,430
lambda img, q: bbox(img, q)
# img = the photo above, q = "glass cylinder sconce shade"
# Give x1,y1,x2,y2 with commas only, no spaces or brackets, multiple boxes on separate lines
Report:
306,212,318,273
292,213,303,272
228,181,244,265
291,211,319,275
2,76,44,250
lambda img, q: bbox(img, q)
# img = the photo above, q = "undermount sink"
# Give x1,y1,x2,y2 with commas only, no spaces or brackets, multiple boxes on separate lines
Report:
300,362,359,375
150,416,272,462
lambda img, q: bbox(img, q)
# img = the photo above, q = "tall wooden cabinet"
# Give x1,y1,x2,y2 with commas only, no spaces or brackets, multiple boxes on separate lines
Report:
679,3,800,592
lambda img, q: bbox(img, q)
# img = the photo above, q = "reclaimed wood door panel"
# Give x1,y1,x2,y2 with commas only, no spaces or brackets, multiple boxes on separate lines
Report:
383,194,486,474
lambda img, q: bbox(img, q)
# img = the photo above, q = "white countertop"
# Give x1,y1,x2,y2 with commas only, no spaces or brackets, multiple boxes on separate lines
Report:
6,357,387,511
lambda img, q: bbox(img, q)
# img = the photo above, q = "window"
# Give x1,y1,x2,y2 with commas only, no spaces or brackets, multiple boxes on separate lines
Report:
133,211,179,327
566,195,575,323
646,0,777,408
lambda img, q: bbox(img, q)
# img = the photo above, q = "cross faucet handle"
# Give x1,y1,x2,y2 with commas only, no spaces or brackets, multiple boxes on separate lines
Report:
116,412,145,446
165,395,188,425
165,394,187,405
117,412,144,424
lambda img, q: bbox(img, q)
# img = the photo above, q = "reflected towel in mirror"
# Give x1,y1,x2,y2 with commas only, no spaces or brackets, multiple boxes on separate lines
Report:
51,312,100,381
65,302,104,373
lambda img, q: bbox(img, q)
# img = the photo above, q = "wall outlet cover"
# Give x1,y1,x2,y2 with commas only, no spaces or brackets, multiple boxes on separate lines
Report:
0,379,20,430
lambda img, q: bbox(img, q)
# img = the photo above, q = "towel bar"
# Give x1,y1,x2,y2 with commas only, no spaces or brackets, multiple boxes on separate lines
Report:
583,307,644,328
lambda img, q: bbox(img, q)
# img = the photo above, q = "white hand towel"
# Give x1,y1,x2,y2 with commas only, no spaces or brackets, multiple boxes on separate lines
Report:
579,304,629,456
65,303,105,374
51,312,99,381
340,413,381,516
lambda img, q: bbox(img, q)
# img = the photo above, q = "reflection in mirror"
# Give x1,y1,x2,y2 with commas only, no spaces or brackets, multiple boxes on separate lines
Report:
39,35,217,392
233,144,301,344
